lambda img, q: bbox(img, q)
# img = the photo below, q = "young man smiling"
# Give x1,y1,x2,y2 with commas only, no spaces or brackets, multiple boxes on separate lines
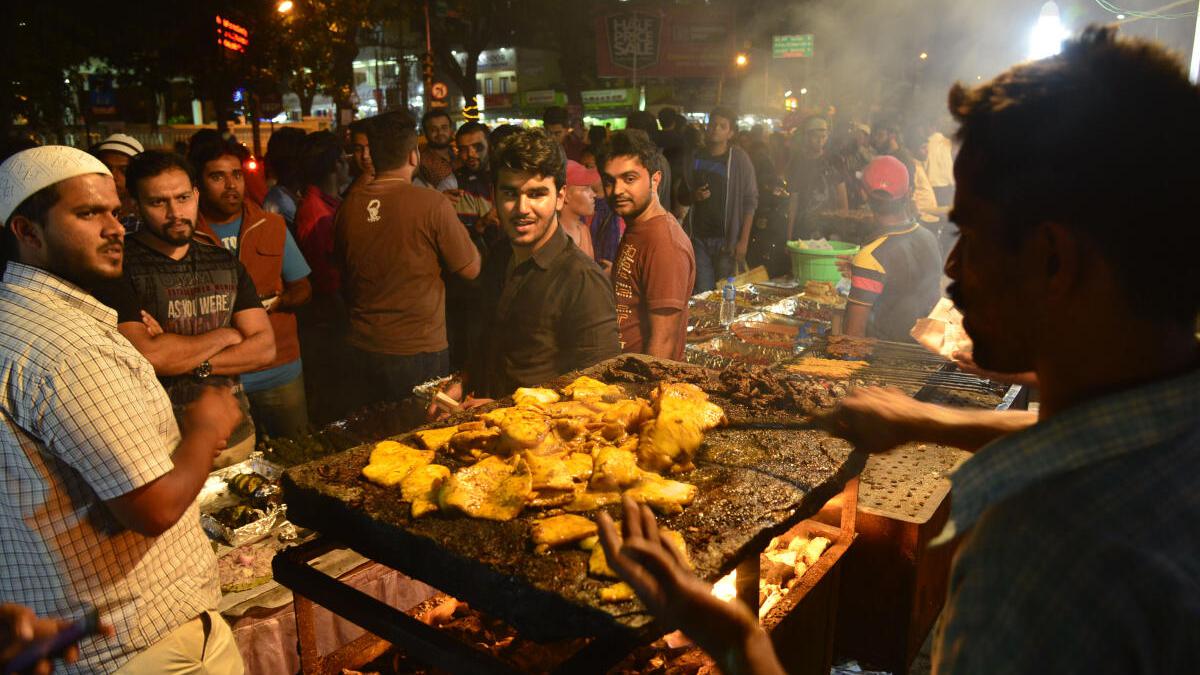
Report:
433,129,619,410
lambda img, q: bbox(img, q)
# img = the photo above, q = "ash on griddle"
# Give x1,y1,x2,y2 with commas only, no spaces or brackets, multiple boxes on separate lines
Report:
717,364,849,416
825,335,878,360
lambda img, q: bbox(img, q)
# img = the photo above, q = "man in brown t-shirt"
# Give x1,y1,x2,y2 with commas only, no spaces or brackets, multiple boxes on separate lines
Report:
335,112,482,404
603,130,696,360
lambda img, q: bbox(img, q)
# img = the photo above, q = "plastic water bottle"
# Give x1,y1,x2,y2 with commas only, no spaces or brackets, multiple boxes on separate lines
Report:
719,277,738,326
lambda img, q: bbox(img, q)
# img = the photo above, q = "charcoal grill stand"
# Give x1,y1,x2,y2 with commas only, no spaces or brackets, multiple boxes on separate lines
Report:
272,539,655,674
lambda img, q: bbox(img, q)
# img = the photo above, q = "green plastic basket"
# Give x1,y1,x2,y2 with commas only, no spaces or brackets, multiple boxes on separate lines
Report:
786,240,860,284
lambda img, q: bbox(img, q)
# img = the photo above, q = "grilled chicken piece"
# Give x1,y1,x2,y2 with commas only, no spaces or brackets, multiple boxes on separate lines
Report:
361,441,434,487
529,489,576,509
553,417,588,441
590,444,643,492
523,451,575,492
439,456,533,521
636,417,703,474
599,582,636,603
565,490,622,513
401,464,451,518
546,400,607,421
482,406,552,455
513,387,560,407
636,383,726,474
624,473,697,515
652,382,726,431
563,376,625,403
589,541,620,578
564,452,594,483
530,514,598,554
449,426,501,458
413,426,458,452
600,398,654,433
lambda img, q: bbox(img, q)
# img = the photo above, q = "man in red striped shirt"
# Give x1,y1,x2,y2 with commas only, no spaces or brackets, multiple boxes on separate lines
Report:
843,156,942,342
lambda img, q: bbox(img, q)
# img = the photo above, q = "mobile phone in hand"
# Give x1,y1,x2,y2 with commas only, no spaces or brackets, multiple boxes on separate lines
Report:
3,607,101,674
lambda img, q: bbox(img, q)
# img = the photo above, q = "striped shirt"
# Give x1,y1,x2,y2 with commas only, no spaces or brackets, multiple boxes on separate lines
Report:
933,366,1200,674
0,263,219,672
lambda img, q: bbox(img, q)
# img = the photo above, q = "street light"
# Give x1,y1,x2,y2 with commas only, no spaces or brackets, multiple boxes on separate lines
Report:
735,52,749,67
1028,1,1068,61
800,87,808,95
277,0,294,13
919,51,929,60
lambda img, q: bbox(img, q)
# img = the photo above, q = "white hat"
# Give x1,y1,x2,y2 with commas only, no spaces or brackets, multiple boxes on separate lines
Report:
93,133,145,158
0,146,112,224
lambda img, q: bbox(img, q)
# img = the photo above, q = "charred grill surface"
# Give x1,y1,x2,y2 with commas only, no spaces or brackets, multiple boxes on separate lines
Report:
282,355,864,641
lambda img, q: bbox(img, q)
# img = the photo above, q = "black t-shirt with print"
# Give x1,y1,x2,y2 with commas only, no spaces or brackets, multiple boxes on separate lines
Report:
93,236,262,443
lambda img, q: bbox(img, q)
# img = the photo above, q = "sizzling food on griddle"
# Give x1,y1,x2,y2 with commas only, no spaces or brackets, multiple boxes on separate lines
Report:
359,375,726,538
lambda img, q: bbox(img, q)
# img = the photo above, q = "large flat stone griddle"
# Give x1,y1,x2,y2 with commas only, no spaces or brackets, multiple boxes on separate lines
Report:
282,356,865,641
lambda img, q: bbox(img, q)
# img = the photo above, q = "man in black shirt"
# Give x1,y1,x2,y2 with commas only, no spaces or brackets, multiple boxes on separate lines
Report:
94,151,276,465
432,129,619,412
786,117,848,241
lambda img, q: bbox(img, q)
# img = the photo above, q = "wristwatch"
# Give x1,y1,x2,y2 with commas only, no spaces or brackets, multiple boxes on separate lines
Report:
194,360,212,379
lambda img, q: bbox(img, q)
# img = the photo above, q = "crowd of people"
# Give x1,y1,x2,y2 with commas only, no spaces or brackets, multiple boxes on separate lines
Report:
1,24,1197,675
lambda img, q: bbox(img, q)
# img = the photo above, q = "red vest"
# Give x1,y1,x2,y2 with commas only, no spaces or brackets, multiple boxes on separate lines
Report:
197,200,301,371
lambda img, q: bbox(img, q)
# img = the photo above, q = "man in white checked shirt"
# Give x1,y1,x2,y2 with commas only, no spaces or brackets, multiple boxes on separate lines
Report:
0,145,245,672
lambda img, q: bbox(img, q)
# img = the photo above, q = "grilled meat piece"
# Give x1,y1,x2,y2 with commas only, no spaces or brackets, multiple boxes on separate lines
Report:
599,582,636,603
439,456,534,521
413,426,459,452
362,441,435,487
523,451,575,492
590,444,642,491
563,376,625,403
401,464,452,518
624,474,697,515
513,387,561,407
564,490,622,513
530,514,598,554
449,427,501,458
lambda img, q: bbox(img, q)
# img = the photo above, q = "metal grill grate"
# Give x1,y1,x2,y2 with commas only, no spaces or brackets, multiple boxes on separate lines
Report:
857,443,971,524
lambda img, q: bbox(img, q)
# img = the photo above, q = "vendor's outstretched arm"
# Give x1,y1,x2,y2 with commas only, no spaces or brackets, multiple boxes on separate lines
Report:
815,387,1037,454
597,497,785,675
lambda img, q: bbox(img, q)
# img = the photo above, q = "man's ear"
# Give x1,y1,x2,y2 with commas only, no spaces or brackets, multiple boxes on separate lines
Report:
650,169,662,195
409,148,420,169
9,214,45,252
1037,221,1084,302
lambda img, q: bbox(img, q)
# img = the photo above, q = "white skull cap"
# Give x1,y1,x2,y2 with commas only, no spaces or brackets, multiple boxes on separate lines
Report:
0,146,112,224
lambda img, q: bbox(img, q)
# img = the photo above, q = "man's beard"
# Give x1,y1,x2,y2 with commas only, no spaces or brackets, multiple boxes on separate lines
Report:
614,192,651,221
49,239,123,290
428,139,451,150
148,219,195,246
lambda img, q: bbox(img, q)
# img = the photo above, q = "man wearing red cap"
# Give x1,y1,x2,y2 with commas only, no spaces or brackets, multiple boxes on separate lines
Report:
560,160,599,260
843,155,941,341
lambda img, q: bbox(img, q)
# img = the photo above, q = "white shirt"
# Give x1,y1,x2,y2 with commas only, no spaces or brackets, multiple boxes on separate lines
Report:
925,132,955,188
0,263,219,672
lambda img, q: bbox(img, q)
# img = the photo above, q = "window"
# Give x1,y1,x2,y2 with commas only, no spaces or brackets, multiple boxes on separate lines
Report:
484,78,494,95
500,77,509,94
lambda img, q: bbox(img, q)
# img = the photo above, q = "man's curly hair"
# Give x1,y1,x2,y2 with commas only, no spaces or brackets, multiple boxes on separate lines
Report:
490,128,566,189
950,25,1200,323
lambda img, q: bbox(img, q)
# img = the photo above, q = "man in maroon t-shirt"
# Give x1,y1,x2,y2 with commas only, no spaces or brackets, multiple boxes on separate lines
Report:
602,130,696,360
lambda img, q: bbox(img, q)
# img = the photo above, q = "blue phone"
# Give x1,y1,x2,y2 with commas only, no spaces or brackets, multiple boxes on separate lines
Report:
3,607,101,674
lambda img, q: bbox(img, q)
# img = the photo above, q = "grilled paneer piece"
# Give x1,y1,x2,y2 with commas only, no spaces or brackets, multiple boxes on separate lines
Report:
439,456,534,521
400,464,452,518
362,441,435,487
530,514,598,554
